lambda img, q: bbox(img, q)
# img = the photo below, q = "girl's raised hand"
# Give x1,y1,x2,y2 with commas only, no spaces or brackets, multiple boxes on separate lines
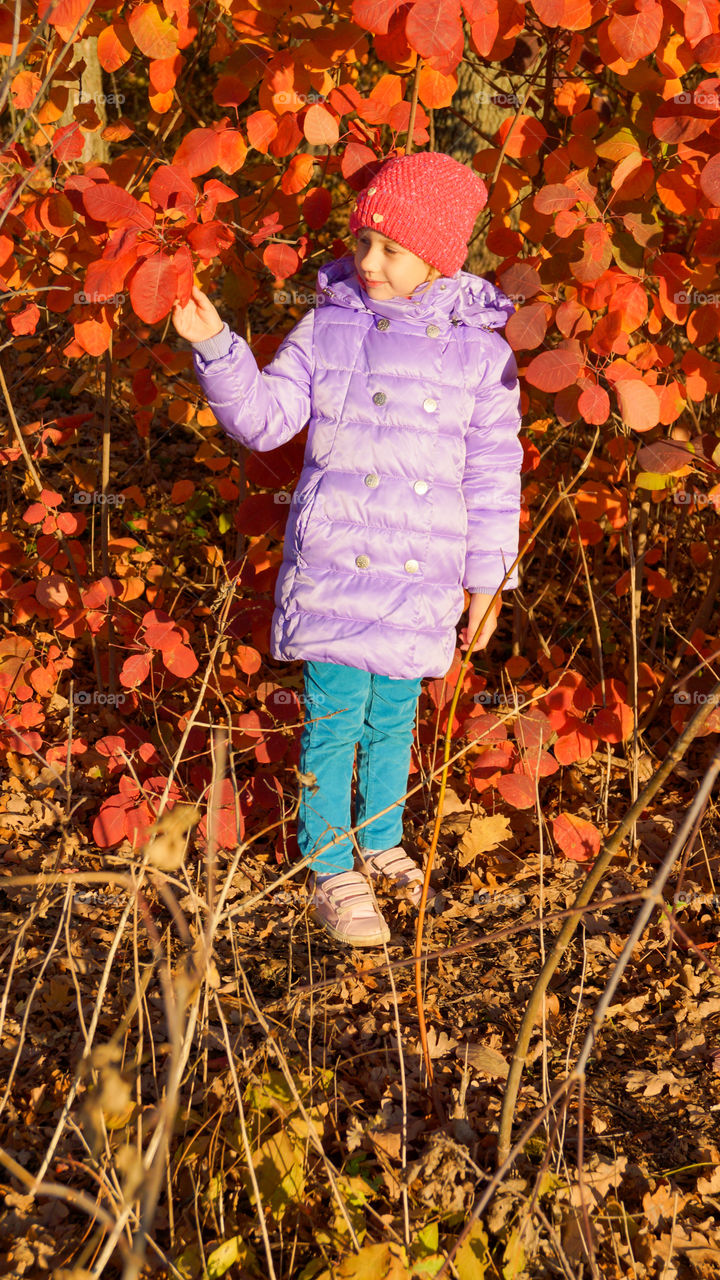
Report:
171,283,224,344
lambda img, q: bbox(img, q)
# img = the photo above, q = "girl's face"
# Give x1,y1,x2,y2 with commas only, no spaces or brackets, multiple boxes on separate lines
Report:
353,227,436,300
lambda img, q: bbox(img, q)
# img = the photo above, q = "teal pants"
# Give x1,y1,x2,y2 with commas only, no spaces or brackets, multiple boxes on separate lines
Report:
297,660,422,875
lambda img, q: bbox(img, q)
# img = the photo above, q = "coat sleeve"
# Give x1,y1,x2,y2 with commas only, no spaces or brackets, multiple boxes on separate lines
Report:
191,309,315,453
461,331,523,594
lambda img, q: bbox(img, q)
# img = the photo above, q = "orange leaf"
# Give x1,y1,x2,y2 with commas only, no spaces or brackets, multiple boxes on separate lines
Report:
10,70,41,109
417,66,457,108
246,110,278,153
281,153,315,194
128,2,179,59
97,22,133,71
553,811,601,862
615,378,661,432
607,1,663,61
303,103,339,147
171,480,195,503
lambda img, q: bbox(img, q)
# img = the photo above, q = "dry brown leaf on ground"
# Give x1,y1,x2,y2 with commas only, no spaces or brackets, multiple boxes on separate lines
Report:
455,1041,510,1078
624,1068,686,1098
457,814,512,866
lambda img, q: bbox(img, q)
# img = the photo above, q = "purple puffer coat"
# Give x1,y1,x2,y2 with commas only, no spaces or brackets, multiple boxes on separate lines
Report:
191,253,523,680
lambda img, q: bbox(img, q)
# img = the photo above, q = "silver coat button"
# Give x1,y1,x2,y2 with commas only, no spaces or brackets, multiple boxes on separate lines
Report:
426,323,440,337
364,473,379,487
423,397,437,412
372,391,386,405
377,317,390,330
404,559,419,573
413,479,429,495
355,553,370,568
368,186,377,194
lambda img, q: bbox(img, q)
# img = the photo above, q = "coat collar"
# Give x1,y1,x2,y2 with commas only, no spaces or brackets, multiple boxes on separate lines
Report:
315,253,515,331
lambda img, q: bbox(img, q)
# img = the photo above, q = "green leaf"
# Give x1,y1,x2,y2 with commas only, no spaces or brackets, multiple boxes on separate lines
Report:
206,1235,248,1278
635,471,668,491
217,511,232,534
239,1129,306,1220
410,1257,445,1278
174,1244,202,1279
455,1222,490,1280
502,1227,525,1280
415,1221,439,1256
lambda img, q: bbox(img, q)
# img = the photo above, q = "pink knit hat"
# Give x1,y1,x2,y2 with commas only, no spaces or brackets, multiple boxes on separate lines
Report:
348,151,488,278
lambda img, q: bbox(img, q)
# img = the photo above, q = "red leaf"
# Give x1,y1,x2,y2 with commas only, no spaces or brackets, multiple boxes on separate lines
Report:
351,0,406,34
525,348,583,392
505,303,548,351
162,642,198,678
263,243,300,279
700,152,720,207
495,772,537,809
174,128,221,177
149,163,197,214
553,811,601,862
513,747,558,778
593,702,634,743
128,254,179,323
213,74,252,109
341,141,380,190
406,0,464,71
143,619,179,648
216,129,247,175
9,303,40,335
553,722,599,764
36,575,69,609
578,383,610,425
120,652,152,688
83,184,155,229
93,796,130,848
534,183,578,214
302,186,332,230
187,220,235,260
23,503,47,524
53,123,84,162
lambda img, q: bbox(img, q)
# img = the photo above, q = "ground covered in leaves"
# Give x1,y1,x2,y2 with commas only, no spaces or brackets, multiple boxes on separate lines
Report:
1,746,719,1278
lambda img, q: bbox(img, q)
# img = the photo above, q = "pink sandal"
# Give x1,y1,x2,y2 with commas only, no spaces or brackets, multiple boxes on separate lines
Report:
358,847,429,907
310,870,391,947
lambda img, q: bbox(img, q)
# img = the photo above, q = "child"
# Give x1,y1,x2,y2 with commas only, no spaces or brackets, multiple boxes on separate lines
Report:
172,150,523,949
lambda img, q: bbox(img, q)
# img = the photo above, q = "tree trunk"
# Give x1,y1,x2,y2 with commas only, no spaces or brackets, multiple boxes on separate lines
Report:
432,50,527,279
57,37,109,166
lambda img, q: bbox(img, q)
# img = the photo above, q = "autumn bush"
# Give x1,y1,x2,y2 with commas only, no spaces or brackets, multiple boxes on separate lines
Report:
2,0,720,1276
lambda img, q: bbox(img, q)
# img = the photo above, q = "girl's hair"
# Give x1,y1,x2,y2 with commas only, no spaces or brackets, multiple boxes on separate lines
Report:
415,263,442,295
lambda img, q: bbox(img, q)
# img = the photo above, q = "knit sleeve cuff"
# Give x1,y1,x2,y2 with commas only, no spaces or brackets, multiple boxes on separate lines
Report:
191,323,233,361
466,585,506,595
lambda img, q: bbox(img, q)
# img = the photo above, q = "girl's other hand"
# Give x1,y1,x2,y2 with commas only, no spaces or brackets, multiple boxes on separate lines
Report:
171,283,224,343
459,592,501,653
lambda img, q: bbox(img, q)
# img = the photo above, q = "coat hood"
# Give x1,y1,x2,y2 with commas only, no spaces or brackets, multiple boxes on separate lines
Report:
316,253,516,331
